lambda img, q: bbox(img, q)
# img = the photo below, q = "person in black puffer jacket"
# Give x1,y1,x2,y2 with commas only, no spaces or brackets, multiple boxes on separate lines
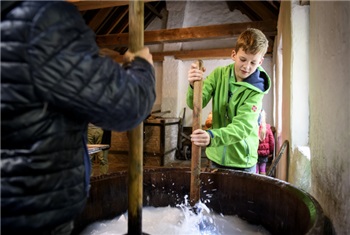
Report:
1,1,156,234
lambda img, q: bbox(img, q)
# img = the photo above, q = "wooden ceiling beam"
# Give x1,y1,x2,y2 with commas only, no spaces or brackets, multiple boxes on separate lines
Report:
225,1,240,12
69,1,130,10
300,0,310,6
145,2,163,19
152,47,272,61
96,20,277,47
101,47,272,63
102,48,233,63
106,7,128,34
69,0,158,11
88,8,113,31
95,7,120,34
158,48,233,61
226,1,263,21
241,1,277,20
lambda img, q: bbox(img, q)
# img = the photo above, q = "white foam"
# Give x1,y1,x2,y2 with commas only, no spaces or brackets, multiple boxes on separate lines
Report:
80,201,270,235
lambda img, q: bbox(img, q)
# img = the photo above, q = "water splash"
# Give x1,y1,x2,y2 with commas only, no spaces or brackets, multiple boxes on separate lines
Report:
80,196,270,235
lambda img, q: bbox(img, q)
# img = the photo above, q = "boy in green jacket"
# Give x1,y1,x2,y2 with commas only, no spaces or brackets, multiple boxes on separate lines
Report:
187,28,271,173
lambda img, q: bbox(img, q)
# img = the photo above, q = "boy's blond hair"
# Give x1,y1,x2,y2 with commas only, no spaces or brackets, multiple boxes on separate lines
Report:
235,28,269,56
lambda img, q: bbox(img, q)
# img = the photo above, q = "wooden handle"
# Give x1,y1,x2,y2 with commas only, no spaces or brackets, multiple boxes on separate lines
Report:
128,1,144,234
190,60,203,206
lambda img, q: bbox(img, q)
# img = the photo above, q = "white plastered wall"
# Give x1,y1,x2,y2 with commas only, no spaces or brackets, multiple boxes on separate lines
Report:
274,0,311,187
277,1,350,234
288,1,311,191
286,1,311,191
309,1,350,234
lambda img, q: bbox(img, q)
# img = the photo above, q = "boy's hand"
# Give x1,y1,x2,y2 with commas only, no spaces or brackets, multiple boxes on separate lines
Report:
123,47,154,66
188,63,206,87
190,129,210,147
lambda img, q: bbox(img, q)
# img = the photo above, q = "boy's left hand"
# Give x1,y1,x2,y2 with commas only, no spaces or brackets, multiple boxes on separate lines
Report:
190,129,210,147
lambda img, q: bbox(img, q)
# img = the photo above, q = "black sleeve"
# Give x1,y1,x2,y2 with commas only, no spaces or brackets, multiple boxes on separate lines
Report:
29,1,156,132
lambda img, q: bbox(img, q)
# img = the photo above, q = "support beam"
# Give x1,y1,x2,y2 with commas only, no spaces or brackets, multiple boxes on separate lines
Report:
100,47,271,63
241,1,278,20
88,8,114,31
96,20,277,47
68,0,157,11
145,2,163,19
127,1,144,234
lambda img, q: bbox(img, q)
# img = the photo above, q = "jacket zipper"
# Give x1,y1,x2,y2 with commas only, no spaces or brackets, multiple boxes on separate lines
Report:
222,69,234,166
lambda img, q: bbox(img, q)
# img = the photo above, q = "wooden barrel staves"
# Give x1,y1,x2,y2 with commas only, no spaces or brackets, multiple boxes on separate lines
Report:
73,168,328,235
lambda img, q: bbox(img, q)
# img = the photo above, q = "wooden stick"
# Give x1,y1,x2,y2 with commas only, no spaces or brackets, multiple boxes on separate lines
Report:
127,1,144,234
190,60,203,206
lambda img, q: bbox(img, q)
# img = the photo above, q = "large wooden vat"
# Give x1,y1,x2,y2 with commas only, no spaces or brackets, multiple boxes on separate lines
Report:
73,168,325,235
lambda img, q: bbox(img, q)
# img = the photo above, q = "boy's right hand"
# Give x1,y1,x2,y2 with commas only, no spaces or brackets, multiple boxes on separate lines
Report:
188,63,206,87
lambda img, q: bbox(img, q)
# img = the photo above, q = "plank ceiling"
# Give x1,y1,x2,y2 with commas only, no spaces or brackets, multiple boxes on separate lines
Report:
70,0,280,62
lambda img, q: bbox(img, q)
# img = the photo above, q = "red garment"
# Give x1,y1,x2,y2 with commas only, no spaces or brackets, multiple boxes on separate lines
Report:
258,124,275,157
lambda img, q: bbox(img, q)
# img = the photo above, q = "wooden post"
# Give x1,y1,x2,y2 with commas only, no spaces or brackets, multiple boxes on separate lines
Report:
190,60,203,206
128,1,144,234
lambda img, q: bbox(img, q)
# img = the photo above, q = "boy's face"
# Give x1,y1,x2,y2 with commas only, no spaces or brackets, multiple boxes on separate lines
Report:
231,49,264,82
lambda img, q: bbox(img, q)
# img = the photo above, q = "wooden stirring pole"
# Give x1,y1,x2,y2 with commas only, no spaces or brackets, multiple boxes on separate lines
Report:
127,1,144,234
190,60,203,206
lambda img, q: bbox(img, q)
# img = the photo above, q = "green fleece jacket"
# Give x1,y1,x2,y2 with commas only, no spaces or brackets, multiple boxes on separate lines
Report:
187,63,271,168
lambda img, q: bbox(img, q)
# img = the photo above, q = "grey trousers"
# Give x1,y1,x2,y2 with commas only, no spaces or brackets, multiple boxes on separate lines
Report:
211,161,256,173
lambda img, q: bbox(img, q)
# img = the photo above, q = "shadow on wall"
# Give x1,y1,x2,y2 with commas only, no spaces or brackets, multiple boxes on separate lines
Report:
324,216,336,235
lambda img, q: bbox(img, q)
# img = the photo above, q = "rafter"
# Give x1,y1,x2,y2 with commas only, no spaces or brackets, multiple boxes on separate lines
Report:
100,47,272,63
106,7,128,34
145,2,163,19
96,20,277,47
69,0,158,11
88,8,113,31
241,1,277,20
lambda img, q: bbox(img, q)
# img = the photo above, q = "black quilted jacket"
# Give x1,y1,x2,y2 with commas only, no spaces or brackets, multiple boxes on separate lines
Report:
1,1,155,233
